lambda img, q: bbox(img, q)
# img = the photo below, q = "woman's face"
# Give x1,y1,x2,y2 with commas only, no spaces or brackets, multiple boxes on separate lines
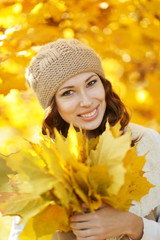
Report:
55,72,106,131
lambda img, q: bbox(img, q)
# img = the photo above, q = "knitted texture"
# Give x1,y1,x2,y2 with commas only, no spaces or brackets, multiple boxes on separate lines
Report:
126,123,160,218
26,38,105,109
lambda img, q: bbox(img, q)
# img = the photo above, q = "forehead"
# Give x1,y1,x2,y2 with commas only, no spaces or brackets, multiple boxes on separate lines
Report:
58,72,98,90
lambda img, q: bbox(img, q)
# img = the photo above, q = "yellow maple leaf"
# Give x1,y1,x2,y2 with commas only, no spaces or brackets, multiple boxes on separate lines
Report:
19,217,53,240
0,192,50,224
0,154,14,192
89,122,131,195
104,146,154,211
33,204,69,237
0,213,12,240
6,150,54,195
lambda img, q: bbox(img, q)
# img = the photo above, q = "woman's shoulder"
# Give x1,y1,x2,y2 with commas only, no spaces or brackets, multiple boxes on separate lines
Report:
125,122,160,139
125,122,160,166
125,123,160,151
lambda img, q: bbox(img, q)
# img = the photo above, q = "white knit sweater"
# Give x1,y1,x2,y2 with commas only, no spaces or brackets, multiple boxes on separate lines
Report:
126,123,160,218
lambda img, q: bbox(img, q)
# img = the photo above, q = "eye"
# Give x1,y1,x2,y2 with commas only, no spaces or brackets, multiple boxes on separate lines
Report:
61,90,74,97
87,80,97,87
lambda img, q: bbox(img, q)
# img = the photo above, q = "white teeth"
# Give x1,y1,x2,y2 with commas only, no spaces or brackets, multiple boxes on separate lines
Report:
80,109,97,118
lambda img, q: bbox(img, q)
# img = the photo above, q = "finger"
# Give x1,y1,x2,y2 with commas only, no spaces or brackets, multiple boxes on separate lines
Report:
70,220,94,230
96,204,106,210
72,212,84,216
77,236,104,240
82,203,89,209
72,227,103,238
70,212,95,222
77,237,103,240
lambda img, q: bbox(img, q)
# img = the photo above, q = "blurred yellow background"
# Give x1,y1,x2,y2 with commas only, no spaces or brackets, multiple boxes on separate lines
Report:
0,0,160,238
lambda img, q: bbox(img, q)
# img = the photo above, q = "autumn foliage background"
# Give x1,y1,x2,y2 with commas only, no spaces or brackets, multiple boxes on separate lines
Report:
0,0,160,238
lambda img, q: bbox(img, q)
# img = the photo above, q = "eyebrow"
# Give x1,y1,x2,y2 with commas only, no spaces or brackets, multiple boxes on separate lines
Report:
58,74,98,92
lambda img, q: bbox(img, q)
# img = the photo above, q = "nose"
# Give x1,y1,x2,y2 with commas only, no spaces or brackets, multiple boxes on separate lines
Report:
79,91,92,107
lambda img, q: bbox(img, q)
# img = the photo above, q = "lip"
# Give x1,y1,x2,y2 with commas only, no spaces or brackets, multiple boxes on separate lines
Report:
78,105,99,116
78,105,99,121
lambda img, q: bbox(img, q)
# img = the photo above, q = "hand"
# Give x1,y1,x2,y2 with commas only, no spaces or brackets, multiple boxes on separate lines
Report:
70,204,143,240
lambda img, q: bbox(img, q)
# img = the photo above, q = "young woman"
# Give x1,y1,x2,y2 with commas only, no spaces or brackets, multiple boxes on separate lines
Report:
9,38,160,240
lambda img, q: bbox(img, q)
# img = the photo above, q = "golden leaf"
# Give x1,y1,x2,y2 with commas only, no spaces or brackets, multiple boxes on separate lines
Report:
33,204,69,237
68,124,79,159
104,146,154,211
6,151,54,195
0,192,50,224
19,218,53,240
89,122,131,194
0,213,12,240
0,154,14,191
88,165,112,196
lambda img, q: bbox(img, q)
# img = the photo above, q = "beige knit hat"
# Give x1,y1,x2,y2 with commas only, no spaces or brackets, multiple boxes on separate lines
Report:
26,38,105,109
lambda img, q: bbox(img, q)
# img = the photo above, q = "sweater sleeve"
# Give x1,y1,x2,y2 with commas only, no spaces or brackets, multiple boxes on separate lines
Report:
150,129,160,147
141,217,160,240
125,124,160,240
8,216,25,240
140,128,160,239
127,123,160,217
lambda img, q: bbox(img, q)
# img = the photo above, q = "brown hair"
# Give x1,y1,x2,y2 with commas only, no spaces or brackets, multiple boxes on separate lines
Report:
42,77,130,139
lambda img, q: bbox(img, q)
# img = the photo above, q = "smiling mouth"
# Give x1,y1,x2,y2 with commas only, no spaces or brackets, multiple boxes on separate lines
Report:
78,106,99,118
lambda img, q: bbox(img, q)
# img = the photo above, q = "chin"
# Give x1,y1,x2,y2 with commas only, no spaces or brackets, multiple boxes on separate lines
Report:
81,120,102,131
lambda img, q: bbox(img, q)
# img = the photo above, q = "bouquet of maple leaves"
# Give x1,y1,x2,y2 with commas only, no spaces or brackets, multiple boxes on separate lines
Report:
0,122,153,240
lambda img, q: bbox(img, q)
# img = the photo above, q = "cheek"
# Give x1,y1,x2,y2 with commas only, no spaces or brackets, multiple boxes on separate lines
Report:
57,100,77,119
94,85,106,102
101,89,106,102
97,86,107,111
